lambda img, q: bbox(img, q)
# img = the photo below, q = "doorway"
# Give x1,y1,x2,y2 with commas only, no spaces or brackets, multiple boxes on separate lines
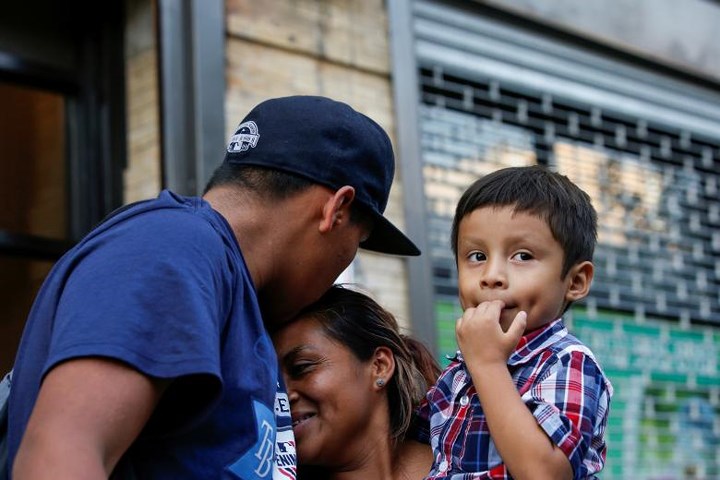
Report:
0,1,125,372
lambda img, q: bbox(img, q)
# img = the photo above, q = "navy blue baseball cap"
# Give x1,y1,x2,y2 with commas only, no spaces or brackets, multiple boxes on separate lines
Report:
224,95,420,256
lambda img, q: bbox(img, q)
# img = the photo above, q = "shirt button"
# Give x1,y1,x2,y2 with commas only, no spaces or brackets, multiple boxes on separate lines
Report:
439,460,449,472
460,395,469,406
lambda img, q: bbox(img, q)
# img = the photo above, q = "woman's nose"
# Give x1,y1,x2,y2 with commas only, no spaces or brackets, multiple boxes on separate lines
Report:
286,384,299,402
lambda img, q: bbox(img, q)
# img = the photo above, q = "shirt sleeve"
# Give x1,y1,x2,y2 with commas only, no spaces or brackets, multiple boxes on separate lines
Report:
521,350,611,479
46,208,230,383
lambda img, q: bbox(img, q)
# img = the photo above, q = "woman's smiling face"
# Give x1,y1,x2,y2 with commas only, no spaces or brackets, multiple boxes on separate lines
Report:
273,314,378,468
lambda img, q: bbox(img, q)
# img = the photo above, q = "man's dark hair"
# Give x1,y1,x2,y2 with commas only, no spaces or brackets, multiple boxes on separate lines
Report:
204,162,313,198
450,165,597,277
204,163,373,227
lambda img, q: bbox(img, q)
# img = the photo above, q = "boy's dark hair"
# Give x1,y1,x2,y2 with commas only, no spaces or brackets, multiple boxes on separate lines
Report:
204,163,373,228
451,165,597,277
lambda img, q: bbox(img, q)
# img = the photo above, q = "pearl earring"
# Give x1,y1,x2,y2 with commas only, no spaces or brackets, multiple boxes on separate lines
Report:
376,378,385,387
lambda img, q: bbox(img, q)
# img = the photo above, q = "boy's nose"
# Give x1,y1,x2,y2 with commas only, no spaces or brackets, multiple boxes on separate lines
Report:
480,276,505,288
480,260,507,288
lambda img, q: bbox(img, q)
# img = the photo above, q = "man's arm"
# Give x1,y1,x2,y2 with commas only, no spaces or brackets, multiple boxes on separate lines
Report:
13,358,168,480
456,302,572,480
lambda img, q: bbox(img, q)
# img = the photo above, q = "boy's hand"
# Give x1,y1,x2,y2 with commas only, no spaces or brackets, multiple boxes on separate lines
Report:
457,302,572,480
456,300,527,366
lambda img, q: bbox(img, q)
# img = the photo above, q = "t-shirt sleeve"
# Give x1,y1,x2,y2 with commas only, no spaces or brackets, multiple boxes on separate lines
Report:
521,350,611,479
45,209,230,384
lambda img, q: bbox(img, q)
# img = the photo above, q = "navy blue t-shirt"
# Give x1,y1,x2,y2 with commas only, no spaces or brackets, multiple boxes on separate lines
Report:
8,190,296,479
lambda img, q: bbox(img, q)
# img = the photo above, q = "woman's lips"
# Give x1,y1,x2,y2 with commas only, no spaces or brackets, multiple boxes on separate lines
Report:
292,412,316,429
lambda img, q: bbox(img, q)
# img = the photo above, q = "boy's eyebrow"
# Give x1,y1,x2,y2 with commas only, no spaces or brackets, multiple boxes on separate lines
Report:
461,229,546,248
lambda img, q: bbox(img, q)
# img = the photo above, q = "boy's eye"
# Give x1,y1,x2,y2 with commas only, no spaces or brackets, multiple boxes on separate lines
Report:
468,251,486,262
512,252,533,261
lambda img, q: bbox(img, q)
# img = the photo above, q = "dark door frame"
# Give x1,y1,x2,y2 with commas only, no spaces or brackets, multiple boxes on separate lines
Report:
0,0,126,258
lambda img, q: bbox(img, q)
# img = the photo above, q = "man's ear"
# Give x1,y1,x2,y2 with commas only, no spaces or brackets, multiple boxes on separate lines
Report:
319,185,356,233
371,346,395,390
565,260,594,303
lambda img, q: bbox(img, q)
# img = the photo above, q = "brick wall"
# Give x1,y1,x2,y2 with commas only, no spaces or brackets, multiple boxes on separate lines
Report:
124,0,161,204
224,0,413,328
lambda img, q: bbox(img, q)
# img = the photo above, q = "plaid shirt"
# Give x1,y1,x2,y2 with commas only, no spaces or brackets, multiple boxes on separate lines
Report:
416,319,613,480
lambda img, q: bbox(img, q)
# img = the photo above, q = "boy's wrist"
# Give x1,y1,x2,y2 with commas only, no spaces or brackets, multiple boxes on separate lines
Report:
463,352,510,370
465,359,510,386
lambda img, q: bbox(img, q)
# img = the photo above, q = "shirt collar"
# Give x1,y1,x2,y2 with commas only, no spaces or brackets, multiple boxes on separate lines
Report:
508,318,567,366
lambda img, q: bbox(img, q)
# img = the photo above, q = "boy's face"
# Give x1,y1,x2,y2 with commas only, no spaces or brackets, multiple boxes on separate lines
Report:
456,206,590,333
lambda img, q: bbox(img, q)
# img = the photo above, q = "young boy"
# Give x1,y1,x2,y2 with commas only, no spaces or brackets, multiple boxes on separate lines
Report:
417,165,613,479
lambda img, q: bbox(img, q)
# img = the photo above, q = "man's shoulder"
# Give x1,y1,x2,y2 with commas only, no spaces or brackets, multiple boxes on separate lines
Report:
103,190,209,226
88,191,227,248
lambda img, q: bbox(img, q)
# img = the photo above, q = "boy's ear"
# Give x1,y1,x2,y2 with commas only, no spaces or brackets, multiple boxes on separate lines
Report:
319,185,356,233
565,260,594,303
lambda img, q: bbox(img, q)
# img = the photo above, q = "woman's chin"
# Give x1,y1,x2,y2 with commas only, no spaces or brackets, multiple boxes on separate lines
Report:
296,444,324,469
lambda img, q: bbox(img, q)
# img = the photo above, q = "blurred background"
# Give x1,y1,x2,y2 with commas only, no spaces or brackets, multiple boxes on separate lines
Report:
1,0,718,477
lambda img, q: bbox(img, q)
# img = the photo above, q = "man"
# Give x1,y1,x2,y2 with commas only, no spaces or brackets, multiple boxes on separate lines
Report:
9,95,419,479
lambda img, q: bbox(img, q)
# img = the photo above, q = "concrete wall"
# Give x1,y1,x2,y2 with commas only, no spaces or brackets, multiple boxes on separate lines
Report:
483,0,720,82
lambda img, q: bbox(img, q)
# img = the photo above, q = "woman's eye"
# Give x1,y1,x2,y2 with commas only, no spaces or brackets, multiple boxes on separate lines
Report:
288,362,314,378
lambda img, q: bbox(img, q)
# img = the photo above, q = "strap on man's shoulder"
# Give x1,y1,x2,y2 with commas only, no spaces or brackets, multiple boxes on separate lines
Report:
0,370,13,480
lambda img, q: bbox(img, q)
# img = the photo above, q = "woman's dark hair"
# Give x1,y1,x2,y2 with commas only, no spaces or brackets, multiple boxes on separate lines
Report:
297,284,438,444
402,335,442,389
451,165,597,277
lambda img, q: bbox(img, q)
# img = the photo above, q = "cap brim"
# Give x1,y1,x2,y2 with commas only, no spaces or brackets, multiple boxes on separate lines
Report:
360,214,420,256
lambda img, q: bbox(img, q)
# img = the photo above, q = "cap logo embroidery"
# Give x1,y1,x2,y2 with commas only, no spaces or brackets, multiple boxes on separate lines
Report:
227,120,260,152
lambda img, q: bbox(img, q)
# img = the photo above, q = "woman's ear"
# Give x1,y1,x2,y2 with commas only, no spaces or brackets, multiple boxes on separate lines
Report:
565,260,594,303
371,346,395,390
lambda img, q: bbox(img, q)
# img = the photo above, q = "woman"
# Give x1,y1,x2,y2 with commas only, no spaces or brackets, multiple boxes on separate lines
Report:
272,285,441,480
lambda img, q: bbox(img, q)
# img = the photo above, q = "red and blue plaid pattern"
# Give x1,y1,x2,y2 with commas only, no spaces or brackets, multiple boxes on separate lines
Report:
416,319,613,479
